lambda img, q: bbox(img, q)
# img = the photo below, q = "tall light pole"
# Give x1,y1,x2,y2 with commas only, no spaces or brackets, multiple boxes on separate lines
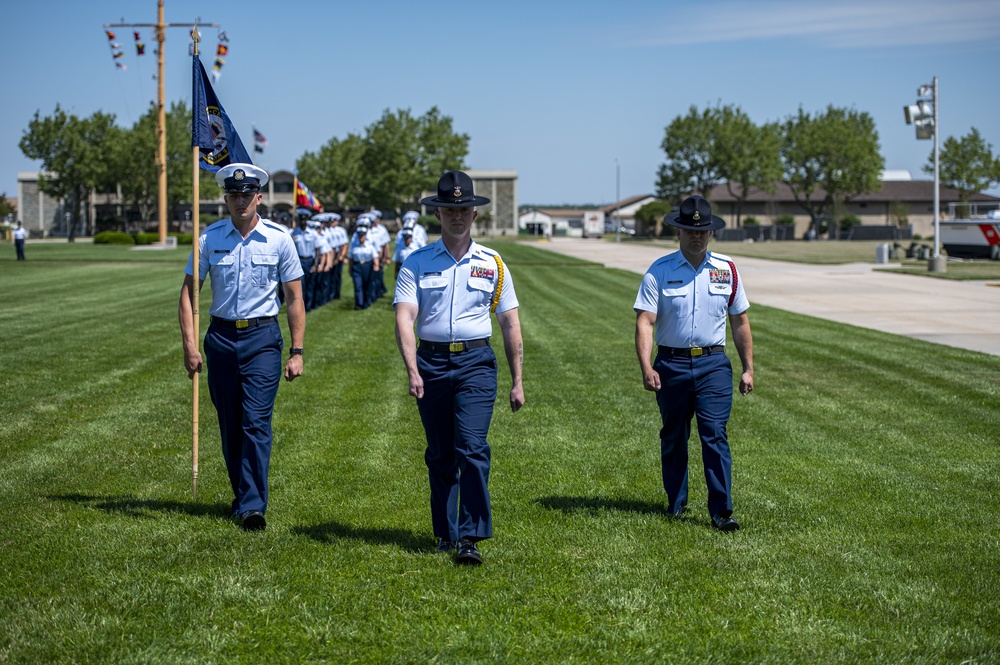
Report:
615,158,621,243
904,76,944,272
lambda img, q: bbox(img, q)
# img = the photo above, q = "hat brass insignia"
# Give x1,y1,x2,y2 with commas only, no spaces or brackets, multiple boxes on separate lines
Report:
234,169,245,180
693,211,701,221
453,186,462,198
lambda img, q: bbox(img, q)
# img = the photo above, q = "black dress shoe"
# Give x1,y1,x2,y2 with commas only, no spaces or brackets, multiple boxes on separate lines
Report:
711,514,740,532
437,538,457,552
240,511,266,531
455,538,483,565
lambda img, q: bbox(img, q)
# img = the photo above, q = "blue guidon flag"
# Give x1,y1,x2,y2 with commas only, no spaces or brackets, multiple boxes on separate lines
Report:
192,54,252,172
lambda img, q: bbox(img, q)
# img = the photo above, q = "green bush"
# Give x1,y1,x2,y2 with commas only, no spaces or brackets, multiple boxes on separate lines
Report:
839,214,862,230
743,216,760,226
93,231,135,245
168,232,193,245
132,233,160,246
776,214,795,226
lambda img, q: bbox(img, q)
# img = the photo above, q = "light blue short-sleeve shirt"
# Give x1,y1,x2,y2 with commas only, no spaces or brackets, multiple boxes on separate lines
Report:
393,239,518,342
185,217,304,320
633,250,749,348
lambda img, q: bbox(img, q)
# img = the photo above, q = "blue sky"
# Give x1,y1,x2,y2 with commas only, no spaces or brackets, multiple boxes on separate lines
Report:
3,0,999,206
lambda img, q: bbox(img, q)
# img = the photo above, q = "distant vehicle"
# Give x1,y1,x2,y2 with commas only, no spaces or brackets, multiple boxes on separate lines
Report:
603,221,635,236
582,211,604,238
940,203,1000,260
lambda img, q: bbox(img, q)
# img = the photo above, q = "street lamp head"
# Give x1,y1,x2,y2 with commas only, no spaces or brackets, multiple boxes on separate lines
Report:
917,84,933,98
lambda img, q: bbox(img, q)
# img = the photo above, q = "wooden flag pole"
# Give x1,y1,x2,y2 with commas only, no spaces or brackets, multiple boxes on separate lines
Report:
191,24,201,501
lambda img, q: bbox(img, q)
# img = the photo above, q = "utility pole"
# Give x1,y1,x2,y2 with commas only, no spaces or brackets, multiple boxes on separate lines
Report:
105,1,218,245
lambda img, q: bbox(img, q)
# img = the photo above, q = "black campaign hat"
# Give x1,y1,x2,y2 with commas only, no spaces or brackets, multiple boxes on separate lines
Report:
420,170,490,208
664,195,725,231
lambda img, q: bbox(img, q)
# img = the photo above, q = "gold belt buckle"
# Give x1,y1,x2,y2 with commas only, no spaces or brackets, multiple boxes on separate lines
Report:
449,342,464,353
235,319,250,329
690,347,703,357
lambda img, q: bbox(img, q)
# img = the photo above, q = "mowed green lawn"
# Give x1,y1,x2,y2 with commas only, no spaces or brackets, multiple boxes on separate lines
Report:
1,242,998,663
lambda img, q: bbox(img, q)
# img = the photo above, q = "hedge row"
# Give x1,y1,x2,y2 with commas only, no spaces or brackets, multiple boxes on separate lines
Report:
94,232,193,246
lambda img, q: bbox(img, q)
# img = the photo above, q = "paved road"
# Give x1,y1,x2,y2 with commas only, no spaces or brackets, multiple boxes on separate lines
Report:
527,238,1000,357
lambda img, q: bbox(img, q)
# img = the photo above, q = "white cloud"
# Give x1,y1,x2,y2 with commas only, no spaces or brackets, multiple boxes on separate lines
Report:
631,0,1000,48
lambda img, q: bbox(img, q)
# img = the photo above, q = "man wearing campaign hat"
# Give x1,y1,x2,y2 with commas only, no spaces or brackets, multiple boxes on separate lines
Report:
393,170,525,565
633,195,754,533
178,163,306,532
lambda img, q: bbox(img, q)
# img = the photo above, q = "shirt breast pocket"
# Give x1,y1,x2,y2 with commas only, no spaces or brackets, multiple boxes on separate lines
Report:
467,277,494,310
210,253,236,288
661,285,690,316
251,253,279,288
419,276,449,314
709,283,732,315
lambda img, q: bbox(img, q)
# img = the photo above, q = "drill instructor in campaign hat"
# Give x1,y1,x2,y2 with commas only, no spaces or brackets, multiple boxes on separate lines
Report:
394,170,525,565
633,195,754,532
178,163,306,532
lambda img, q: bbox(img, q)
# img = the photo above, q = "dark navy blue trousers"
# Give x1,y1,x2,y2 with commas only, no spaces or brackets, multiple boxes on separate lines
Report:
299,257,315,311
204,321,283,517
331,260,343,300
653,351,734,518
15,239,25,260
416,345,497,543
350,261,374,309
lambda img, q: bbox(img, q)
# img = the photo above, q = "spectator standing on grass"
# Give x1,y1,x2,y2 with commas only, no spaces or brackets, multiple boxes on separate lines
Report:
633,195,754,532
178,163,305,532
12,221,26,260
393,170,525,565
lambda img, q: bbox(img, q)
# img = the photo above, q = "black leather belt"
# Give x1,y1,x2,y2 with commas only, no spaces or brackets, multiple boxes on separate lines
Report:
211,316,278,329
299,255,313,260
420,338,490,353
658,345,725,357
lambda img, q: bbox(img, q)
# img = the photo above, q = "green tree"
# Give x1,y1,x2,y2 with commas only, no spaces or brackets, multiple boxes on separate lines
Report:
298,106,468,215
297,133,366,209
927,127,1000,203
634,200,674,237
781,105,884,239
19,105,117,241
0,194,15,222
107,101,220,231
655,105,722,204
715,108,783,227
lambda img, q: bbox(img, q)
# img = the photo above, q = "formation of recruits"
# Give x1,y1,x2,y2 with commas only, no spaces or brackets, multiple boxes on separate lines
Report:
283,207,428,312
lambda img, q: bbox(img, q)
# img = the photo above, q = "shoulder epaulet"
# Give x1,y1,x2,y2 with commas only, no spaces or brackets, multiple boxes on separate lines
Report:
202,219,230,234
260,219,287,232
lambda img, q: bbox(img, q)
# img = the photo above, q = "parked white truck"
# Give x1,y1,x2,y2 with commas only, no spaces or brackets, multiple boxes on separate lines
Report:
940,203,1000,260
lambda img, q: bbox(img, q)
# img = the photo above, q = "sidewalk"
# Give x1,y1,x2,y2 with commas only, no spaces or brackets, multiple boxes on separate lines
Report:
527,238,1000,357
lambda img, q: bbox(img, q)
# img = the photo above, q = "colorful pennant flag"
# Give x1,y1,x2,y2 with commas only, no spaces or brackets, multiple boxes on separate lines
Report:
192,54,252,172
253,127,267,154
134,30,145,56
105,30,116,40
217,44,228,57
295,179,323,212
